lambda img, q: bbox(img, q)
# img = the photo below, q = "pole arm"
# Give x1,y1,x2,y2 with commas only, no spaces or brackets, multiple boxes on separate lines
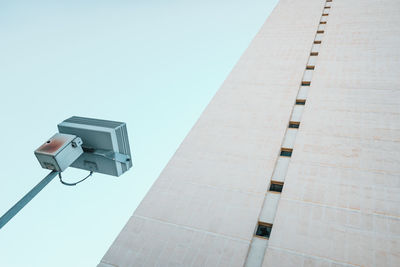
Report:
0,171,59,230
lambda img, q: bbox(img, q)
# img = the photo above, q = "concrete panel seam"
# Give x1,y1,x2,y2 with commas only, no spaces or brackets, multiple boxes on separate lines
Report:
133,215,251,244
280,197,400,223
267,246,361,267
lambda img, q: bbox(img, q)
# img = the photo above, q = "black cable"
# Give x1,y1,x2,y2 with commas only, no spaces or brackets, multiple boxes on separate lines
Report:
59,171,93,186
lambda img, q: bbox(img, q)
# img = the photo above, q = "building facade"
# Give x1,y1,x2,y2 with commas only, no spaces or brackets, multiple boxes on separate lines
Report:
99,0,400,266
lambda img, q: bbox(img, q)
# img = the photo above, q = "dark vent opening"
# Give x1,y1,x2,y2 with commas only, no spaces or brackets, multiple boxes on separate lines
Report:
269,182,284,193
255,223,273,238
280,148,293,157
289,122,300,128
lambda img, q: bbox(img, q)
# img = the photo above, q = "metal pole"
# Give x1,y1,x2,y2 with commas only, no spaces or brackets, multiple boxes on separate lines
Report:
0,171,59,230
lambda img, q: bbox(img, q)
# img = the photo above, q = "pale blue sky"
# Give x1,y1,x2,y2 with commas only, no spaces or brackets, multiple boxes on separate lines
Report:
0,1,278,266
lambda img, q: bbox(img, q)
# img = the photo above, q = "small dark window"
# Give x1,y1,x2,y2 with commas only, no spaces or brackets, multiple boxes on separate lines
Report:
280,148,292,157
306,65,315,70
289,122,300,128
317,30,324,34
256,223,272,238
322,13,329,16
314,40,322,44
296,100,306,105
310,52,318,56
301,81,311,86
320,21,327,24
269,182,284,193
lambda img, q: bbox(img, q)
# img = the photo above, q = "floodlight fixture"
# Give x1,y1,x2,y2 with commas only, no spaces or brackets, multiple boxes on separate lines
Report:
0,116,133,230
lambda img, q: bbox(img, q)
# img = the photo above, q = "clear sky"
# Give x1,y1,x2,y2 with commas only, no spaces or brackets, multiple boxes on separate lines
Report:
0,1,278,266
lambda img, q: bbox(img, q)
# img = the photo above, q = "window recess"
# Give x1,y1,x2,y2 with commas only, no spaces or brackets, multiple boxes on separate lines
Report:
255,223,273,239
269,181,284,192
296,99,306,105
288,121,300,128
280,148,293,157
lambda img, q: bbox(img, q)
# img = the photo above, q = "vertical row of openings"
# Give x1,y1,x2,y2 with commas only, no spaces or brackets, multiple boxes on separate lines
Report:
280,148,293,157
269,181,284,193
246,2,332,265
256,223,273,239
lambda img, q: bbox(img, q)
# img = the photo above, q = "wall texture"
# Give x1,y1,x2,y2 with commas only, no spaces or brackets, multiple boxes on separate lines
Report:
263,0,400,266
99,0,400,266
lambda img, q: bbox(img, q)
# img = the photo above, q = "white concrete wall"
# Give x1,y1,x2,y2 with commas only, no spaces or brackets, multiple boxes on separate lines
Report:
99,0,400,266
99,0,325,266
263,0,400,266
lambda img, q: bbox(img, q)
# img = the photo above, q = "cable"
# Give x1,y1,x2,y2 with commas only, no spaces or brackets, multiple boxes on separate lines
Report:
58,171,93,186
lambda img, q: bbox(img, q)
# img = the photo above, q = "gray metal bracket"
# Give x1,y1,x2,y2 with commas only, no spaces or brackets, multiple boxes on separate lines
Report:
84,148,131,163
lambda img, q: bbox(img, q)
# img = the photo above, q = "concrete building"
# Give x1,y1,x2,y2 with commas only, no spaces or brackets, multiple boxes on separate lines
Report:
99,0,400,266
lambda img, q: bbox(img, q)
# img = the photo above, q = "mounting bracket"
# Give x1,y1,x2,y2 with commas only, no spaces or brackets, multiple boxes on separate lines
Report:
83,147,131,163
